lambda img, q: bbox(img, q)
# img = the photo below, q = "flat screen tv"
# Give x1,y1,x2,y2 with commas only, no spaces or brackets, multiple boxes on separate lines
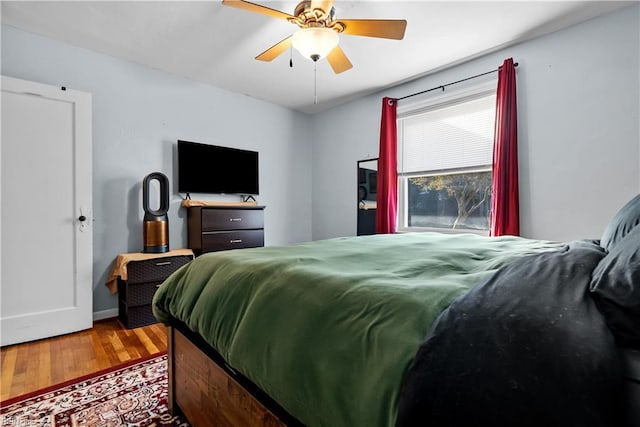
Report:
178,140,259,195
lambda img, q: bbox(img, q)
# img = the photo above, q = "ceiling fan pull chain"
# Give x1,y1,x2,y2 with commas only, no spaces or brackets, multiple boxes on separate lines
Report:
314,60,318,105
290,46,293,68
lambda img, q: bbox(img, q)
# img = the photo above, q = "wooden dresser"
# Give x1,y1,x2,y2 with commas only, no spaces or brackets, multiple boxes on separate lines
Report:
187,205,265,255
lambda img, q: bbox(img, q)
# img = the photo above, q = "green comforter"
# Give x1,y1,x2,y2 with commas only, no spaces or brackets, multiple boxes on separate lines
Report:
153,232,563,427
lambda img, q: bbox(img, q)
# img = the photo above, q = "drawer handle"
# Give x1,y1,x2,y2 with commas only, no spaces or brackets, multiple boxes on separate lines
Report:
230,239,243,244
229,218,242,222
155,261,171,266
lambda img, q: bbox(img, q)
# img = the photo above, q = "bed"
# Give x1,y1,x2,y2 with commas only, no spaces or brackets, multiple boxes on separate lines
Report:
153,194,640,427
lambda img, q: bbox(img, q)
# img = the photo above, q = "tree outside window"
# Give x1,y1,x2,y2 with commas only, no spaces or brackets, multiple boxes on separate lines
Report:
407,171,491,231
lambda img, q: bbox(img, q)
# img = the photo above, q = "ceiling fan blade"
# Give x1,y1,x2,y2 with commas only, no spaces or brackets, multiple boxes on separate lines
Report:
222,0,295,21
338,19,407,40
326,45,353,74
255,35,293,62
310,0,334,15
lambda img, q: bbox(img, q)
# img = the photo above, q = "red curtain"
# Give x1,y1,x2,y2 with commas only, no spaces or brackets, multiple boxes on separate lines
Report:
490,58,520,236
376,97,398,234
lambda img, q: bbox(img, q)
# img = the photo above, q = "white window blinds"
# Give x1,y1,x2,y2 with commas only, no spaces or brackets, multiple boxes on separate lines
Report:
398,94,496,174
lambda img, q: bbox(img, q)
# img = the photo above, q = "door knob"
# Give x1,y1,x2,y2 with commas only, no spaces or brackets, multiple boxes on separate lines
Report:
78,206,91,232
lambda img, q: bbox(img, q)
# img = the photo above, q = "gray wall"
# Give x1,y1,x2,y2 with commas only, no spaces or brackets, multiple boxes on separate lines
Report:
2,25,314,316
312,4,640,242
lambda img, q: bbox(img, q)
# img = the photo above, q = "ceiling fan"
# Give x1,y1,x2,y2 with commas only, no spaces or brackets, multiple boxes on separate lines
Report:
221,0,407,74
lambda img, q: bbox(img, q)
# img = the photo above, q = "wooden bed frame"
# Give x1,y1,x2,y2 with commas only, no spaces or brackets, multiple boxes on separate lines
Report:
166,321,302,427
167,320,640,427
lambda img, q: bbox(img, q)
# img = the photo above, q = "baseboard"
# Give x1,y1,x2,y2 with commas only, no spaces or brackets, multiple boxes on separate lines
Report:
93,308,118,321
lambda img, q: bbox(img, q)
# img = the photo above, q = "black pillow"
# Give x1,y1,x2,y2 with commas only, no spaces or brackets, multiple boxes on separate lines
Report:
600,193,640,252
590,225,640,346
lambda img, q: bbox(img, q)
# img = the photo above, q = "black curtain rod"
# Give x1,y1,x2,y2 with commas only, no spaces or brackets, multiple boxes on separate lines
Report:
396,62,519,102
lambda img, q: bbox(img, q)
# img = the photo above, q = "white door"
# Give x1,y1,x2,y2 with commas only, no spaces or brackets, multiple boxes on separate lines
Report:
1,76,92,346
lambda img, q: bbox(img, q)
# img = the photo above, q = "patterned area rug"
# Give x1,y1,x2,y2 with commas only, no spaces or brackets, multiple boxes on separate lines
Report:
1,353,189,426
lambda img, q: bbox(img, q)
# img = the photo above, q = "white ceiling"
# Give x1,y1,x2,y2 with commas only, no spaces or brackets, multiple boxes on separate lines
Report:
1,1,634,114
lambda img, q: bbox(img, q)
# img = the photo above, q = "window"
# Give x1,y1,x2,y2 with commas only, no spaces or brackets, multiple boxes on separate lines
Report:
397,85,496,233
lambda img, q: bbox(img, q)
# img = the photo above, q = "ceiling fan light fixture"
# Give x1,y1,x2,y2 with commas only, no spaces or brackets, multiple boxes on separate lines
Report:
292,27,338,61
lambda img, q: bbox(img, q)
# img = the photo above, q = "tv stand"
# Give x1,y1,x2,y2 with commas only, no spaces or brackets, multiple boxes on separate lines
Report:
186,204,265,255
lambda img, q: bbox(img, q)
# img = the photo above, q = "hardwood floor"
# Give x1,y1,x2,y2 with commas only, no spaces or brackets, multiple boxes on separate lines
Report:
0,318,167,401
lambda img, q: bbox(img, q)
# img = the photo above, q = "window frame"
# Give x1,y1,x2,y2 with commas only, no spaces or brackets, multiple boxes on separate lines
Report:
396,80,497,235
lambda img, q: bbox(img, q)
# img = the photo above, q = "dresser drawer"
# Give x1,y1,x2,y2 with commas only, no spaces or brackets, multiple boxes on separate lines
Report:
201,208,264,231
202,229,264,252
126,255,193,284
